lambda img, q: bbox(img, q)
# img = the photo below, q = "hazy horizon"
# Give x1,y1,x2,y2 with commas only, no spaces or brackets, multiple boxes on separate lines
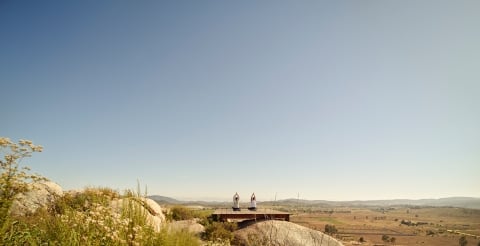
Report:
2,1,479,201
153,194,480,203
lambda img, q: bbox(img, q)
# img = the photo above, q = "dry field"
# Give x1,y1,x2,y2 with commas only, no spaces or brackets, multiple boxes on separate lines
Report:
289,206,480,246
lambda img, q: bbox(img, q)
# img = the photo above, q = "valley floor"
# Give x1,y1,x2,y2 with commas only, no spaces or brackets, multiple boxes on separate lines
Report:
289,206,480,246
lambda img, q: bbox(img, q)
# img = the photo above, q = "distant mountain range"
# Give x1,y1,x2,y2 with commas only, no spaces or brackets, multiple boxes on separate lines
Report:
147,195,182,204
264,197,480,209
149,195,480,209
147,195,229,206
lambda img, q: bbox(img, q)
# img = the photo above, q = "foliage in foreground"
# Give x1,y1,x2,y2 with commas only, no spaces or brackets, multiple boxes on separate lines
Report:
2,191,200,245
0,137,199,245
1,137,45,231
203,221,237,243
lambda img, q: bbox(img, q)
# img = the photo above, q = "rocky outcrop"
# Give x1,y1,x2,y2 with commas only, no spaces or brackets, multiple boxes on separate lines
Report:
9,181,168,237
110,197,166,232
234,220,343,246
10,181,63,216
142,197,166,231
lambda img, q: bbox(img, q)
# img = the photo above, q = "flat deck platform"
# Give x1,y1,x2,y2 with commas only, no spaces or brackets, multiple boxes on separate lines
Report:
212,208,290,222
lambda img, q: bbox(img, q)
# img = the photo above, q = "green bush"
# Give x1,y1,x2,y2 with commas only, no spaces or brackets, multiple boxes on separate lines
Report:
169,205,195,221
204,221,237,243
382,234,390,242
324,224,338,235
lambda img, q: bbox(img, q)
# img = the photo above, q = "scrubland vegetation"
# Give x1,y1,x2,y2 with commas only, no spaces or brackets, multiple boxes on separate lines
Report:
3,188,200,245
1,137,200,245
0,137,247,246
166,204,237,244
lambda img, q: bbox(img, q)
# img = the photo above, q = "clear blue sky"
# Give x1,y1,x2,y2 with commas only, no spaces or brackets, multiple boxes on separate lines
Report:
1,1,479,201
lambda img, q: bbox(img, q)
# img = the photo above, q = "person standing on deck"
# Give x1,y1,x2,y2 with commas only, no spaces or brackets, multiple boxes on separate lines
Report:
232,192,240,211
248,193,257,211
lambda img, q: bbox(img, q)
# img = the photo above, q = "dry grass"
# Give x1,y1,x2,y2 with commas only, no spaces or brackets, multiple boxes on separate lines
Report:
290,206,480,246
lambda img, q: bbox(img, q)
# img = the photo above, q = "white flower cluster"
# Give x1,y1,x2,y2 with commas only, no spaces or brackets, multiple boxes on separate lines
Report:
59,200,147,245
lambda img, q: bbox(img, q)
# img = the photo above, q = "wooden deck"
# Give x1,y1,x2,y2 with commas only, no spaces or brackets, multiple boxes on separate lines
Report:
212,208,290,222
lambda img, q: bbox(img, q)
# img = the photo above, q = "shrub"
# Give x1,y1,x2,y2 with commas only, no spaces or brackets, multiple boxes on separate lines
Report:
325,224,338,235
168,205,195,221
459,235,468,246
390,237,396,244
0,137,45,237
204,221,237,243
382,234,390,242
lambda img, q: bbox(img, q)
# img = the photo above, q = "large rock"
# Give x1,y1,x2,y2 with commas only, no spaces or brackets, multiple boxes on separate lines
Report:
234,220,343,246
110,197,166,232
10,181,63,216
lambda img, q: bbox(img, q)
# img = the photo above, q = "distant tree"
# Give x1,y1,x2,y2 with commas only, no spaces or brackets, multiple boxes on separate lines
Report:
359,237,365,243
459,236,468,246
382,234,390,242
390,237,396,244
324,224,338,235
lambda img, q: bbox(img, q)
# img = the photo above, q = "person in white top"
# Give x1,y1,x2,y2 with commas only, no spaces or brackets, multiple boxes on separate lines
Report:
232,192,240,211
248,193,257,211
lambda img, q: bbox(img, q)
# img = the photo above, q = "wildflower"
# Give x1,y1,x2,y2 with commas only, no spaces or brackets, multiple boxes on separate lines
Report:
19,139,32,145
0,137,11,146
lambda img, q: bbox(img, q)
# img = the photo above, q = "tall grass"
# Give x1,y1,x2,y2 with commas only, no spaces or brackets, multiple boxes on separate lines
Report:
1,187,200,246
